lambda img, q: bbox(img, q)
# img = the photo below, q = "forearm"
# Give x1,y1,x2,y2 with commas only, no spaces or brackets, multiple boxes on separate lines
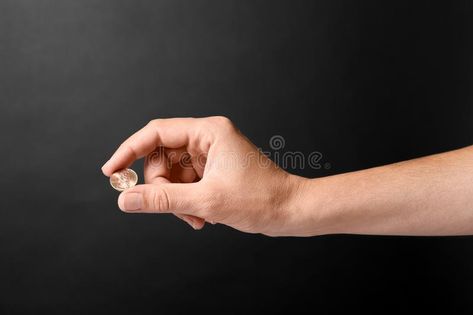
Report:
289,146,473,236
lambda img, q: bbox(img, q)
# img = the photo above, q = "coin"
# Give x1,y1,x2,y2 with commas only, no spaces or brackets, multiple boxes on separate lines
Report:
110,168,138,192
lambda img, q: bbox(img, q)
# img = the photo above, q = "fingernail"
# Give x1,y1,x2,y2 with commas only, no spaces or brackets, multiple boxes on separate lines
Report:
182,217,197,229
101,160,110,175
118,192,142,211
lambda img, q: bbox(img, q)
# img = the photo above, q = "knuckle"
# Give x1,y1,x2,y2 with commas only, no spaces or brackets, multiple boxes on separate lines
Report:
119,144,138,161
205,116,236,134
208,116,235,132
149,187,171,212
147,118,162,127
211,115,231,124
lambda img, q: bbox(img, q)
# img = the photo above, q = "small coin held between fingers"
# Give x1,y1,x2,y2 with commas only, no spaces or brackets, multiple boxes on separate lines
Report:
110,168,138,192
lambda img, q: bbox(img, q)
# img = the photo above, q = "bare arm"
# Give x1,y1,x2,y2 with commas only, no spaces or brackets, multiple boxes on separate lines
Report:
290,146,473,236
102,117,473,237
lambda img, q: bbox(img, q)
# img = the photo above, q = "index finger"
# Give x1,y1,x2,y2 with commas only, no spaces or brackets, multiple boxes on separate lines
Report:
101,118,201,176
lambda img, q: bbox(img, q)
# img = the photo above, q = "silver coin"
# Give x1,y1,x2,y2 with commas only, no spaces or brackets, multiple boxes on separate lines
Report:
110,168,138,192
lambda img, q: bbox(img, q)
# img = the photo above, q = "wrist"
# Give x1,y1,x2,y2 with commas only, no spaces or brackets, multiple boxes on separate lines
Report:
282,174,341,237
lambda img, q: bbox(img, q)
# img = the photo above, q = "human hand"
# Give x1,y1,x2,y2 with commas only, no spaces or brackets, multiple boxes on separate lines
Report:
102,117,302,236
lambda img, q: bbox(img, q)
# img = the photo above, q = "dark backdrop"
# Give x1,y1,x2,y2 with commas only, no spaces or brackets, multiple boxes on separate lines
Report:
1,0,472,313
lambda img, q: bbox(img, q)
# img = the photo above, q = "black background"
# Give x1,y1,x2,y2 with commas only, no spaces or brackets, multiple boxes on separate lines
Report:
1,0,472,313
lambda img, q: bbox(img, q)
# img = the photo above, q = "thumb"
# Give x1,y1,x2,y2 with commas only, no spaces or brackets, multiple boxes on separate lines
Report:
118,183,204,214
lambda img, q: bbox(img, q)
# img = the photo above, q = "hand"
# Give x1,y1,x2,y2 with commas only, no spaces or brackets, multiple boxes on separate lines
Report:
102,116,302,236
102,117,473,236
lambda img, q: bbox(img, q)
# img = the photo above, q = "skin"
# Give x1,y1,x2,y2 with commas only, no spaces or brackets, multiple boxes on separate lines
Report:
102,116,473,237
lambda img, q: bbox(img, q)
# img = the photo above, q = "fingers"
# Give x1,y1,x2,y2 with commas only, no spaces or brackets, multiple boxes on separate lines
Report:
144,147,197,184
102,118,208,176
144,147,171,183
170,165,197,183
164,147,189,164
143,154,203,229
117,183,207,215
175,214,206,230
